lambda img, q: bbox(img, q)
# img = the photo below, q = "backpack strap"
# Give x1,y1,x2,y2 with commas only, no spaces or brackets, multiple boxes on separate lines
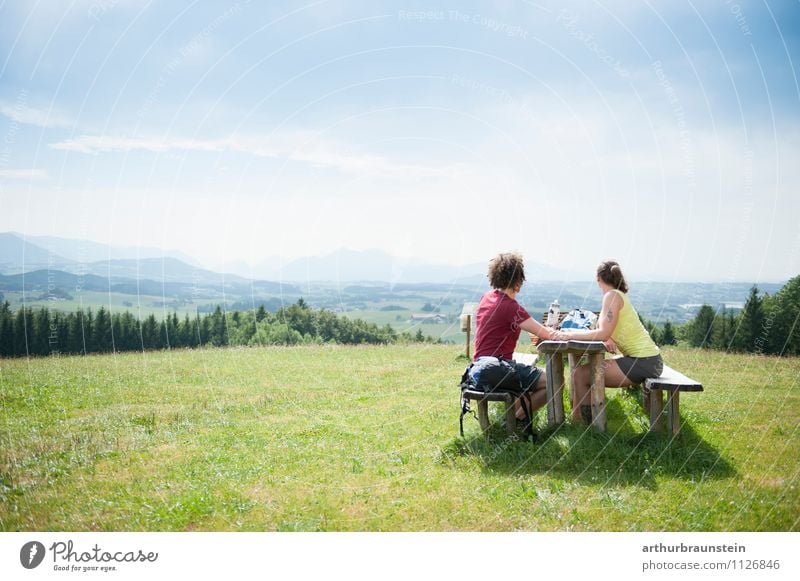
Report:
516,391,534,441
459,359,539,441
459,391,471,438
459,364,477,437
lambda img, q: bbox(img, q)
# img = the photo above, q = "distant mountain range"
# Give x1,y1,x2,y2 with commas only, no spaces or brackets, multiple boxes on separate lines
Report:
0,232,581,284
0,233,785,323
214,247,583,284
0,232,199,272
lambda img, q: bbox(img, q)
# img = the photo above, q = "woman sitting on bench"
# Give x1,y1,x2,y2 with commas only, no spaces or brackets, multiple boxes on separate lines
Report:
472,252,562,425
558,260,664,424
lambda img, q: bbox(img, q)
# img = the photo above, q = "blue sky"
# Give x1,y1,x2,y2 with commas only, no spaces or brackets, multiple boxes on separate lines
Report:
0,0,798,282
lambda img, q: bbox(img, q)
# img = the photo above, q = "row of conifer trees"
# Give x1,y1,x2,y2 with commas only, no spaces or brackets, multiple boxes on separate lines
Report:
679,275,799,356
0,298,430,358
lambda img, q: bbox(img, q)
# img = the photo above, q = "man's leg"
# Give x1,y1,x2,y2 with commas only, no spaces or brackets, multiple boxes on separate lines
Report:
516,368,548,419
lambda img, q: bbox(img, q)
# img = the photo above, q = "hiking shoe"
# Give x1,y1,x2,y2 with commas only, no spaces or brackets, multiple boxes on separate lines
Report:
514,416,537,440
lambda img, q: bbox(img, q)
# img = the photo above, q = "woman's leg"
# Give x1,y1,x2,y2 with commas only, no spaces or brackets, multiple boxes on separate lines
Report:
602,358,636,387
571,358,635,422
571,363,591,422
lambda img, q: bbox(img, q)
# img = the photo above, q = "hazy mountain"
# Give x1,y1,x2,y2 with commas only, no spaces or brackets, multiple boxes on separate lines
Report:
212,256,284,280
69,257,257,286
0,232,74,271
275,248,581,283
18,232,201,266
0,266,297,299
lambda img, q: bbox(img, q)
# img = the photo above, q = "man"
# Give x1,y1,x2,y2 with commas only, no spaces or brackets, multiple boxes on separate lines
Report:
471,252,563,427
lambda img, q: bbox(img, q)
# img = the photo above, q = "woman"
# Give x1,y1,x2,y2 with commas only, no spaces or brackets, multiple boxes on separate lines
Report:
471,252,562,425
559,260,663,424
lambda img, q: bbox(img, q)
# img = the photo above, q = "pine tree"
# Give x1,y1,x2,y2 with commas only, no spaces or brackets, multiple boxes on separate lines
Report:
68,311,86,354
688,305,715,348
0,301,14,357
661,320,676,345
13,307,29,356
644,319,661,345
158,319,168,349
209,306,228,346
93,307,112,352
164,312,179,349
712,307,733,351
179,314,194,347
83,309,96,353
766,275,800,356
738,285,765,353
141,314,159,350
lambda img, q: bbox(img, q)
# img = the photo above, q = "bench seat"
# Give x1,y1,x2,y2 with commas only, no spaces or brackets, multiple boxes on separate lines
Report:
460,351,538,435
640,364,704,436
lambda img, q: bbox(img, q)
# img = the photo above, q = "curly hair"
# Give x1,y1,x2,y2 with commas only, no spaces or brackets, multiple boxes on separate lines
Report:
597,260,629,293
487,252,526,290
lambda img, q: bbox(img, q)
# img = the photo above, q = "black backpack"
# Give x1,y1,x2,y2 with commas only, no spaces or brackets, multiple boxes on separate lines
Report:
459,357,535,440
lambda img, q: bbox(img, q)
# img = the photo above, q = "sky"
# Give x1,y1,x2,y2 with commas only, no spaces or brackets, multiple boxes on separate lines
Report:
0,0,798,282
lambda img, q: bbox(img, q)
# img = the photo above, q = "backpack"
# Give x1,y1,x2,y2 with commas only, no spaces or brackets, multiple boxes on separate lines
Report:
559,308,597,331
459,356,535,440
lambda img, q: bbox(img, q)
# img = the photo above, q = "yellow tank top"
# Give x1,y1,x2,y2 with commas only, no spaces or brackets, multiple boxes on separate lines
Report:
609,290,660,357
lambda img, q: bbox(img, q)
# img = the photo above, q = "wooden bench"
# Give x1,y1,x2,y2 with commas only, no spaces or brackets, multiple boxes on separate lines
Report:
461,352,538,435
639,365,703,436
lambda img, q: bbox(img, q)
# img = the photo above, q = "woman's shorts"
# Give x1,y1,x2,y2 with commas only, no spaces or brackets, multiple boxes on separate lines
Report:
614,354,663,384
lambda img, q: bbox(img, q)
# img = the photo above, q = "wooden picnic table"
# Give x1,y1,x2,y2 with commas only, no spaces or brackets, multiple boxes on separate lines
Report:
536,340,607,431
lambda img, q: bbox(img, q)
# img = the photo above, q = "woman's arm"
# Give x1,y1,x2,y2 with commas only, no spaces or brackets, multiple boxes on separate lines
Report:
560,291,623,341
519,316,563,341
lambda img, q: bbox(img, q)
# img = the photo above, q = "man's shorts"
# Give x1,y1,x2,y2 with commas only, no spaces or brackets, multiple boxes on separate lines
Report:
469,356,544,392
614,354,664,384
511,359,544,391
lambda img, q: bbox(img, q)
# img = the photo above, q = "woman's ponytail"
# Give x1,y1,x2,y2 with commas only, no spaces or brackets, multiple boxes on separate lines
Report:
597,260,629,293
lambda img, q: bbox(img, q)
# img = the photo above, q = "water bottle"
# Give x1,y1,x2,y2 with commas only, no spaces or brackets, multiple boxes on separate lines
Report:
546,299,560,327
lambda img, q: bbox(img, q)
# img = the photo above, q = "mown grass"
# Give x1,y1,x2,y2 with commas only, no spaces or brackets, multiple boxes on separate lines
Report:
1,345,798,531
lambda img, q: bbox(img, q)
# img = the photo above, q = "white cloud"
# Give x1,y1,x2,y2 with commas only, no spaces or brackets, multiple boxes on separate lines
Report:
48,133,461,180
0,169,48,180
0,103,72,129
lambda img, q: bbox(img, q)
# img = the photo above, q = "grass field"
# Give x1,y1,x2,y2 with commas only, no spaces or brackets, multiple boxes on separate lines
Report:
1,345,798,531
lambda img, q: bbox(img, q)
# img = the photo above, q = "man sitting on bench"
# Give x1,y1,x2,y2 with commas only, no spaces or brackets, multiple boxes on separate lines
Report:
470,252,563,426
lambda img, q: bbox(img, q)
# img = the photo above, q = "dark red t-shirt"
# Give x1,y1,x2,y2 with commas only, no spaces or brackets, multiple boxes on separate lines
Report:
473,290,531,360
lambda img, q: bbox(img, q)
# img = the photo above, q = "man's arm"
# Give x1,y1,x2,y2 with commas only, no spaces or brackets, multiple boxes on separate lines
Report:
519,316,562,341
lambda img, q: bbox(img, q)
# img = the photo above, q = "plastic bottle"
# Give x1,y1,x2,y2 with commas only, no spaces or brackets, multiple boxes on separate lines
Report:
546,299,560,327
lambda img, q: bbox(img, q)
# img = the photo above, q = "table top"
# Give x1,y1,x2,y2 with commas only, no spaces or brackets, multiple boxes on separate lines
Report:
536,340,606,354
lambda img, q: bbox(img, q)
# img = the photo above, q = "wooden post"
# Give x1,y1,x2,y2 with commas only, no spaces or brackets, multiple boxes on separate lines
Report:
477,398,490,434
551,353,565,425
567,353,579,411
667,390,681,436
589,353,606,431
545,353,556,425
465,314,471,360
649,388,664,432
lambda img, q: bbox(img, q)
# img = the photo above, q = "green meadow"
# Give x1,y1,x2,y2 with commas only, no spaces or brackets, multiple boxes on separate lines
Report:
1,345,798,531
